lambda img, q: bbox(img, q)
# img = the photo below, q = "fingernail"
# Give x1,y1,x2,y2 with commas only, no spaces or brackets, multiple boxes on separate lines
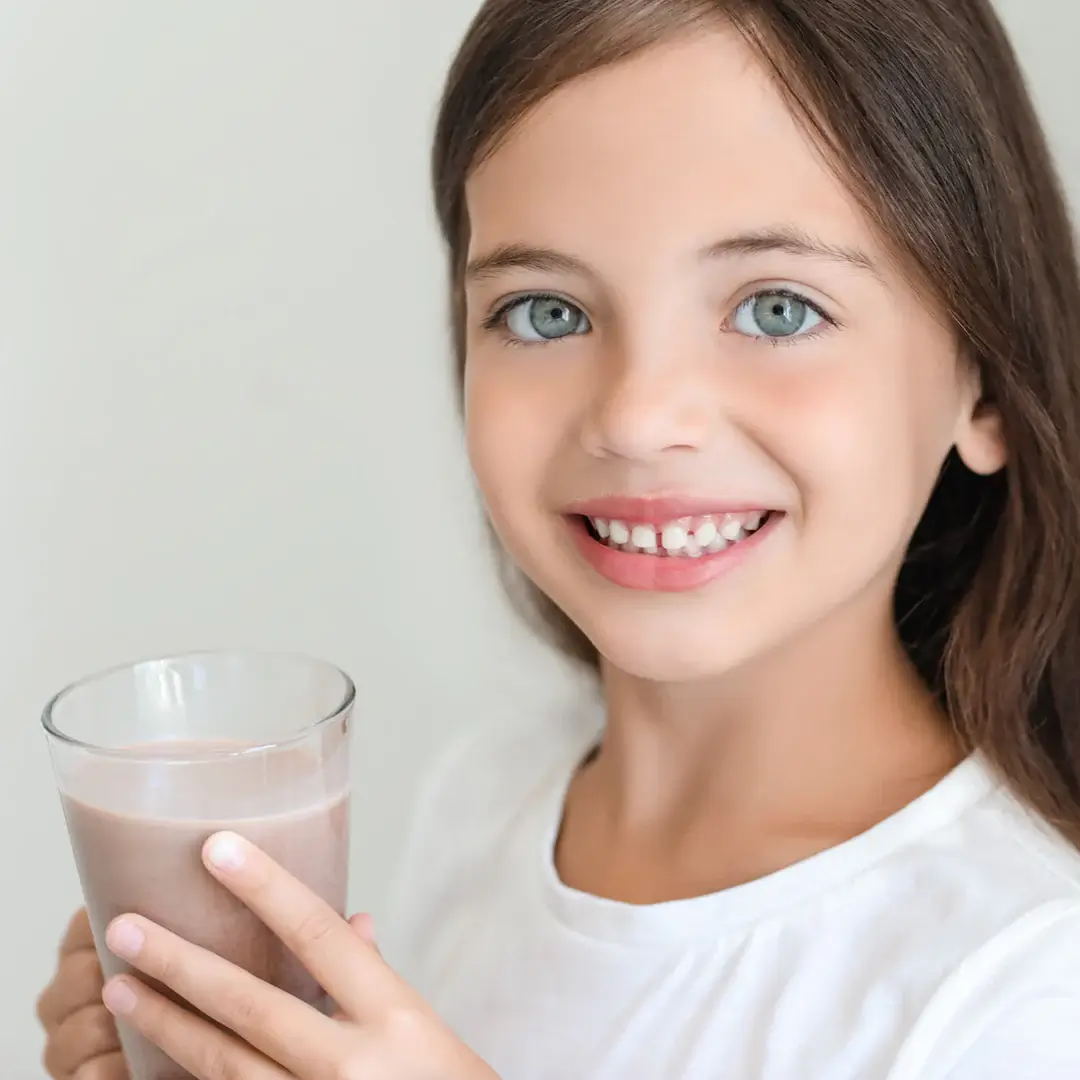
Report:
102,978,138,1015
106,918,144,960
205,831,246,872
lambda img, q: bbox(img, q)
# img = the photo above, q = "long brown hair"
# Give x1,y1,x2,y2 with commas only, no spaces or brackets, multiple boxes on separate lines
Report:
431,0,1080,842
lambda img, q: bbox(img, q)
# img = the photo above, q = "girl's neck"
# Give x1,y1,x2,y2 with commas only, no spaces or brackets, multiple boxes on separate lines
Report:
595,603,959,826
557,596,961,903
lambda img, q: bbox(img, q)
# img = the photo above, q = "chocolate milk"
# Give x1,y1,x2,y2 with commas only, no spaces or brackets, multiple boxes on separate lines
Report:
60,744,349,1080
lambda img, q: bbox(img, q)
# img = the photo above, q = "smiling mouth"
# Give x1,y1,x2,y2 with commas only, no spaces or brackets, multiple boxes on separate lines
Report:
579,510,777,557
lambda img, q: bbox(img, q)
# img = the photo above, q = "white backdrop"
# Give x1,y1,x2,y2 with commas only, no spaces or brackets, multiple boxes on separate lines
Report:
0,1,1074,1073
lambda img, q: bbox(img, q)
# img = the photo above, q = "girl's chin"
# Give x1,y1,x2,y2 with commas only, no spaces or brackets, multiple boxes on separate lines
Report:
584,624,762,684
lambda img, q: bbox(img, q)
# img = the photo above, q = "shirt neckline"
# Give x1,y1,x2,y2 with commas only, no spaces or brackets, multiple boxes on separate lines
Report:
531,724,999,948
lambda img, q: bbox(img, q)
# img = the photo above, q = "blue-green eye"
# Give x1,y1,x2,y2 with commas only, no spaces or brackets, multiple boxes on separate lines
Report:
732,290,825,339
499,295,591,342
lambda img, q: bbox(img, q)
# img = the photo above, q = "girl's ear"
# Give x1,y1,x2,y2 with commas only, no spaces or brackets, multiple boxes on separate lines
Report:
954,356,1007,476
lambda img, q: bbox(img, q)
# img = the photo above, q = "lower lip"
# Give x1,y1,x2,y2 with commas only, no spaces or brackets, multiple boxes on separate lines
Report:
567,514,781,592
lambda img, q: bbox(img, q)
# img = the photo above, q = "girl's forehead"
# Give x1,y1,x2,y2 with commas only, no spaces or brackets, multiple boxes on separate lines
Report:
465,29,882,265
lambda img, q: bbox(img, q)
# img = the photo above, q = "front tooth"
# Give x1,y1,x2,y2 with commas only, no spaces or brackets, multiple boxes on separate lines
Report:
694,520,718,547
720,516,743,541
592,518,611,539
609,520,630,545
684,535,702,557
631,524,657,552
661,523,688,552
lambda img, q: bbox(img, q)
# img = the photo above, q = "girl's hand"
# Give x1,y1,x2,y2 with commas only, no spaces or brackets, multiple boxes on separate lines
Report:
99,832,498,1080
36,908,127,1080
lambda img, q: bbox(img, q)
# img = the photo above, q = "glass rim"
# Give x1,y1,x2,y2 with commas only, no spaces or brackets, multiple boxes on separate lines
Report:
41,648,356,761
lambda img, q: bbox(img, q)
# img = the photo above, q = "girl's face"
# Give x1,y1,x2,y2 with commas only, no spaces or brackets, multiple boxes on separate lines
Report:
462,28,1004,681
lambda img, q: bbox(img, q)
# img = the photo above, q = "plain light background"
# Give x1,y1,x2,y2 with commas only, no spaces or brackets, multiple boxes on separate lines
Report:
0,1,1075,1072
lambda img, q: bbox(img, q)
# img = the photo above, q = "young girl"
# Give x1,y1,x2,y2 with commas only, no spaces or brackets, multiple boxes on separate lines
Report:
36,0,1080,1077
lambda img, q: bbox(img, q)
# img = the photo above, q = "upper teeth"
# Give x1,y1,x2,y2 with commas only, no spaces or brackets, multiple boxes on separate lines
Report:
630,524,656,552
589,512,769,556
661,523,688,551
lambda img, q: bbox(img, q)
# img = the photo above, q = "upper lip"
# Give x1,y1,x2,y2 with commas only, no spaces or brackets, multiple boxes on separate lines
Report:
565,495,777,522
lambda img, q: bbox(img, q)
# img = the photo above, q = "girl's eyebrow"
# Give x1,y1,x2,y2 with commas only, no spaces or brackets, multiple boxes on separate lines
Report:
702,227,884,284
466,225,883,286
465,243,589,283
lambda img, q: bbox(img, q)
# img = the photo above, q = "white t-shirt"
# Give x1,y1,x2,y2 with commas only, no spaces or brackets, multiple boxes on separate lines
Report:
381,704,1080,1079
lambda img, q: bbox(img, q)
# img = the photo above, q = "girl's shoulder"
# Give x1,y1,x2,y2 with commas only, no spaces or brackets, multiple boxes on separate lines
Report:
961,756,1080,904
888,897,1080,1080
419,696,600,821
885,766,1080,1078
378,694,601,969
408,694,601,859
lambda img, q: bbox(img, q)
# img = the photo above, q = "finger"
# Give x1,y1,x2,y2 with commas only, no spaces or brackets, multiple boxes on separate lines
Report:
104,915,348,1075
203,832,413,1020
102,976,291,1080
37,949,106,1029
61,909,96,956
71,1052,128,1080
348,912,379,950
42,1004,119,1076
333,914,379,1018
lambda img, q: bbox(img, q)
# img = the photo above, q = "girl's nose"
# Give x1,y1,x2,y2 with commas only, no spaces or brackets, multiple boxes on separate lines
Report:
580,347,716,463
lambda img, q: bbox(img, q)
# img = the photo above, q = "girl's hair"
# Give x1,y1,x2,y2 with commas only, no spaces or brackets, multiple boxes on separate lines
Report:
431,0,1080,842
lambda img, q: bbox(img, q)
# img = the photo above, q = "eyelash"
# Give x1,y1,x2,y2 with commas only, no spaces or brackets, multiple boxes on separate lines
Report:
482,288,837,348
726,287,837,347
481,293,574,348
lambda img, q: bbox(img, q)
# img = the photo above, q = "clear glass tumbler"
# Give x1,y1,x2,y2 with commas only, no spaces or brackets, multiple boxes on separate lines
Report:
42,650,354,1080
